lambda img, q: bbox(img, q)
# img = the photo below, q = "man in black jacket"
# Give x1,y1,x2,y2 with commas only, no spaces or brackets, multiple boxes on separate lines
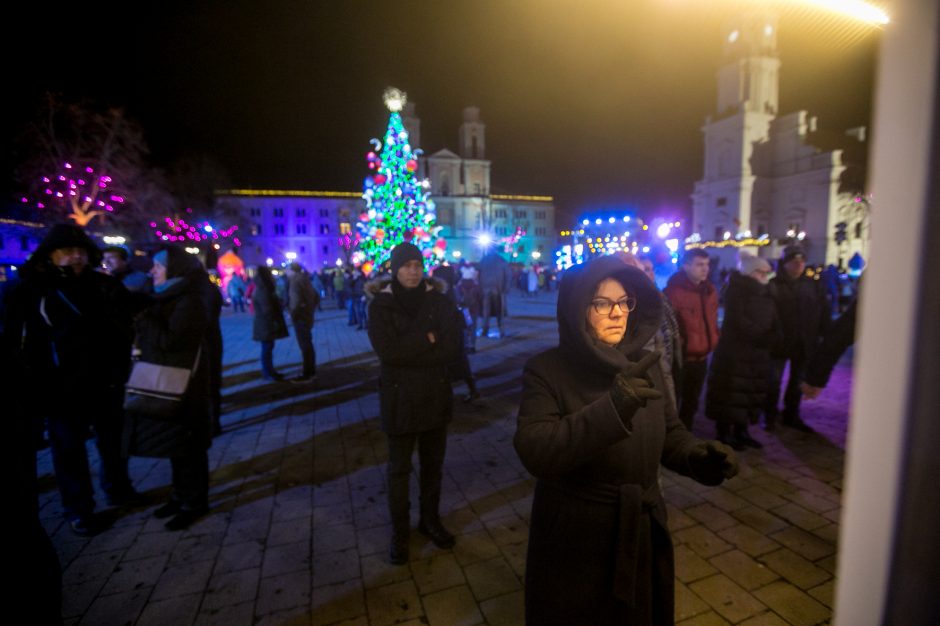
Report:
14,224,141,536
366,243,462,565
765,245,831,432
801,296,858,399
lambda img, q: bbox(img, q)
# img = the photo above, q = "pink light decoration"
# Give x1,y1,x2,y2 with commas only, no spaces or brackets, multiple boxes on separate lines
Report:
150,217,242,246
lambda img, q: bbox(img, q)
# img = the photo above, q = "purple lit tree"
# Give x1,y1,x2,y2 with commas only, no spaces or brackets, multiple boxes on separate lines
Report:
14,93,173,238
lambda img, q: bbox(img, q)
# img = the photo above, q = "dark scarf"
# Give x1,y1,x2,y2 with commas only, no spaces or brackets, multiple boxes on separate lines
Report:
391,278,427,316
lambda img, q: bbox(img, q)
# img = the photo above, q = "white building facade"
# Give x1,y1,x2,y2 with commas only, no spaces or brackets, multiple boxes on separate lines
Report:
215,189,365,271
691,12,870,269
413,105,556,263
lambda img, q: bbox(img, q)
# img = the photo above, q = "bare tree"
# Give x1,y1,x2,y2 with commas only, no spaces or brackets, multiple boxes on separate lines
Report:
14,93,172,238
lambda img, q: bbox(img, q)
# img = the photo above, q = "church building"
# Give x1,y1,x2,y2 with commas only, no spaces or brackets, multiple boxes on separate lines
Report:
690,12,870,270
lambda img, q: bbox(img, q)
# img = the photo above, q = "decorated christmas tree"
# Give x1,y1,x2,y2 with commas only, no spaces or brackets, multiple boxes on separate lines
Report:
356,87,444,271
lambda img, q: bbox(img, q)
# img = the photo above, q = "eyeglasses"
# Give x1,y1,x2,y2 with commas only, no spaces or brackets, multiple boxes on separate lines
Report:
590,296,637,315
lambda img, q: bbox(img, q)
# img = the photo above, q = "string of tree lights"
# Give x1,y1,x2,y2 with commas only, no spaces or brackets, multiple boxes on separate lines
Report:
149,216,242,248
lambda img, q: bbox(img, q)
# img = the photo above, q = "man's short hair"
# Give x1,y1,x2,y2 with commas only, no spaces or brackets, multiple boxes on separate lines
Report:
102,245,129,261
681,249,709,265
288,262,304,273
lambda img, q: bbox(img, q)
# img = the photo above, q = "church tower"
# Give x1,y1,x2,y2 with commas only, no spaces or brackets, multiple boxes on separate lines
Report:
692,12,780,241
459,106,485,159
457,107,490,197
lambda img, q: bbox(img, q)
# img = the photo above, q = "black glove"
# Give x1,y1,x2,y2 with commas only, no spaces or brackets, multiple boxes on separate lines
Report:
689,441,739,486
609,350,663,430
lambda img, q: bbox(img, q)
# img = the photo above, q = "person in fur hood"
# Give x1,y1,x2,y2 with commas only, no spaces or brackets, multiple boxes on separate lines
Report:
514,255,739,625
365,243,462,565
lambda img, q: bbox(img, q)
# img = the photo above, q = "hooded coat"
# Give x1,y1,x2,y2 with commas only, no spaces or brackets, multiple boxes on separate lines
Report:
514,255,708,626
123,247,212,457
14,225,135,396
705,272,782,427
252,271,289,342
366,275,461,435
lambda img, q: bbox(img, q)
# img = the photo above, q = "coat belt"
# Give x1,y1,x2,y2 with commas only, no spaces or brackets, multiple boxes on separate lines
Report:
542,479,664,607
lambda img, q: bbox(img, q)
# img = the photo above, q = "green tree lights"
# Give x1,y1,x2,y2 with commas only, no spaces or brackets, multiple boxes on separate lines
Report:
355,88,445,270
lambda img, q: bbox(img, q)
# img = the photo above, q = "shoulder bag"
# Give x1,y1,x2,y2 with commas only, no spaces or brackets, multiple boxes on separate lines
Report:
124,346,201,421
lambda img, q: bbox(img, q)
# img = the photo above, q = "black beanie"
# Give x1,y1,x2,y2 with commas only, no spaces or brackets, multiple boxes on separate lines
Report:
780,244,806,266
389,242,424,276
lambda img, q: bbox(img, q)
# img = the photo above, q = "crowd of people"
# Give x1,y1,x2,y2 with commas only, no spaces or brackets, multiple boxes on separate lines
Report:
1,226,857,625
664,244,852,451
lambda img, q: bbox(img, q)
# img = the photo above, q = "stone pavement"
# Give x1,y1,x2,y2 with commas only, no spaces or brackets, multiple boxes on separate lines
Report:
39,289,850,625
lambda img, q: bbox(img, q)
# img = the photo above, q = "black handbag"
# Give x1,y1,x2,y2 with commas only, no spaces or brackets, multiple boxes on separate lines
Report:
123,347,201,422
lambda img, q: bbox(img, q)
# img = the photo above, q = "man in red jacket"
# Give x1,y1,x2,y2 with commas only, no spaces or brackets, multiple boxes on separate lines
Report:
664,249,720,430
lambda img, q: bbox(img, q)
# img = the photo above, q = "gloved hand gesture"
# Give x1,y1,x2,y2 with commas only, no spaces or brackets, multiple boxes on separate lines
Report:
609,350,663,429
689,440,739,486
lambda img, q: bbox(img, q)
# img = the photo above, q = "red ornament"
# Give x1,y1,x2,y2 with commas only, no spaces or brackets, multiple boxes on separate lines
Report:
374,174,387,185
406,159,418,172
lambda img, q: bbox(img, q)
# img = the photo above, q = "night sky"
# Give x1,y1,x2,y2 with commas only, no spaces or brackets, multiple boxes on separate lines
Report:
6,0,879,226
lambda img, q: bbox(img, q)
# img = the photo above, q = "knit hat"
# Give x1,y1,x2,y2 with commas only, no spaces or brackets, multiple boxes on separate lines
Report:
739,252,771,276
153,246,203,279
33,223,101,265
780,244,806,265
389,242,424,276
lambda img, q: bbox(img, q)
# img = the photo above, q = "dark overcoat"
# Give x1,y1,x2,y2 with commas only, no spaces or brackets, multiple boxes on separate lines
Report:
252,280,289,342
366,276,461,435
705,272,782,427
769,270,830,360
123,268,212,457
514,256,710,626
804,297,857,388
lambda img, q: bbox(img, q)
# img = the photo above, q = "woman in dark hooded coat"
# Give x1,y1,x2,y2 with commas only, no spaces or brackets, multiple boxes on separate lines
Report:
124,246,212,530
514,255,739,625
705,254,781,450
251,265,289,381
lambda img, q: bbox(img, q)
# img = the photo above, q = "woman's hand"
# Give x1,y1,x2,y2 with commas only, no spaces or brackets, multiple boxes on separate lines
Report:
610,350,663,429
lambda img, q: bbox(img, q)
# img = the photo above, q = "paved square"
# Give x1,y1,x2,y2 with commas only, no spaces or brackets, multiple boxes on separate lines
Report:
38,290,850,625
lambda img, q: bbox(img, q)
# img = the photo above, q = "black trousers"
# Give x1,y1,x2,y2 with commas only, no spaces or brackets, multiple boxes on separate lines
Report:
170,449,209,511
677,360,708,430
293,321,316,376
766,355,806,420
386,427,448,534
481,290,503,331
47,386,132,519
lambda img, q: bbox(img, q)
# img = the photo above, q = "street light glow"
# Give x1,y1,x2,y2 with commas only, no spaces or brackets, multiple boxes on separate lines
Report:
796,0,889,25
